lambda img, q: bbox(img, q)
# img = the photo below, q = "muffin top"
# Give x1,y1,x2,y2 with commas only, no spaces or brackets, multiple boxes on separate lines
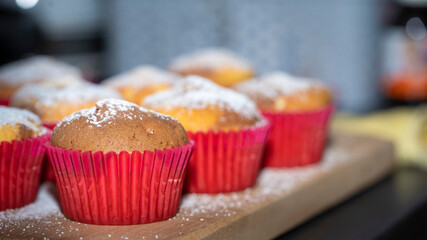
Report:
169,48,253,72
0,56,82,87
11,81,121,123
0,106,44,142
235,71,332,112
12,80,120,108
104,65,179,88
51,98,188,153
143,75,264,132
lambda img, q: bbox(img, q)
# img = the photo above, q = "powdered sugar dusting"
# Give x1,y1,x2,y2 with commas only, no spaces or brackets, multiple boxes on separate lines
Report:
104,65,179,88
0,56,81,86
143,75,262,119
234,77,277,100
11,82,121,109
0,183,89,239
0,106,41,132
236,71,326,99
169,48,253,72
0,184,60,222
11,83,120,109
179,147,348,216
58,98,176,128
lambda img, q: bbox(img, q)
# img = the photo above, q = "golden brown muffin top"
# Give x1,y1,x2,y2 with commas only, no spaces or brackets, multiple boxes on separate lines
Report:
103,65,179,88
0,56,82,87
169,48,253,72
50,98,188,153
0,106,44,142
235,71,332,112
143,75,264,131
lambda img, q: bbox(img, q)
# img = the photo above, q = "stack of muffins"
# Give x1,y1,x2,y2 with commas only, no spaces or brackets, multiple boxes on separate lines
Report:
0,49,333,226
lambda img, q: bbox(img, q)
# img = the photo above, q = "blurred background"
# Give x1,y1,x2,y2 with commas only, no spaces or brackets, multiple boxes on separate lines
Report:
0,0,406,112
2,0,427,166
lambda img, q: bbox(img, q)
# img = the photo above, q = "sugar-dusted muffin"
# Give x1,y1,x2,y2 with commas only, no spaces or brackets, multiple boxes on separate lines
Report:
11,80,121,125
103,65,179,104
46,99,194,225
0,106,49,211
236,71,334,168
143,75,264,132
51,98,188,153
144,76,270,193
169,48,254,87
0,106,44,142
235,71,332,112
0,56,82,103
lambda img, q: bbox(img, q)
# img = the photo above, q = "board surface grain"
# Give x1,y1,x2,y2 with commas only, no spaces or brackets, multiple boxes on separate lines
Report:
0,134,394,240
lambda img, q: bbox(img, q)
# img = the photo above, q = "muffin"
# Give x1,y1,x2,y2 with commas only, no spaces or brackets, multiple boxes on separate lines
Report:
169,48,254,87
45,99,194,225
143,76,270,193
103,65,179,104
0,106,49,211
235,71,332,112
11,79,121,128
235,71,334,167
0,56,82,105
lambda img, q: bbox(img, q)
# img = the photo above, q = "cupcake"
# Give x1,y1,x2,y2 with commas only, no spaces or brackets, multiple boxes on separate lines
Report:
143,76,270,193
0,56,82,105
235,71,333,167
45,99,194,225
169,48,254,87
103,65,179,104
0,106,49,211
11,80,121,181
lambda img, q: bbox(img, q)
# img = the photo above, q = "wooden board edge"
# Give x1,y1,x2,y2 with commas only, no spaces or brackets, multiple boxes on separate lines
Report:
200,140,395,240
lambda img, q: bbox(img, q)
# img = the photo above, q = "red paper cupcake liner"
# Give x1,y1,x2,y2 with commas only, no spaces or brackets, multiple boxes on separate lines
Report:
41,123,57,182
0,99,9,106
0,133,50,211
262,105,333,168
185,123,270,194
45,141,194,225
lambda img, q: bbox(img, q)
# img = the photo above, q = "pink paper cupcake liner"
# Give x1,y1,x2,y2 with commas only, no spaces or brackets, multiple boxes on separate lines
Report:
262,105,333,168
0,133,50,211
45,141,194,225
185,123,270,194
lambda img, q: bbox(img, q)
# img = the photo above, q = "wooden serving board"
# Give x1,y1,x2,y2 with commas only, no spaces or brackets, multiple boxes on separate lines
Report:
0,134,394,240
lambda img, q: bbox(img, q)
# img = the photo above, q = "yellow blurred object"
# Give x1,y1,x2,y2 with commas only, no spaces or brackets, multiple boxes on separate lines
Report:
332,106,427,168
0,123,42,142
116,83,171,104
0,124,20,142
174,67,253,87
169,48,254,87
